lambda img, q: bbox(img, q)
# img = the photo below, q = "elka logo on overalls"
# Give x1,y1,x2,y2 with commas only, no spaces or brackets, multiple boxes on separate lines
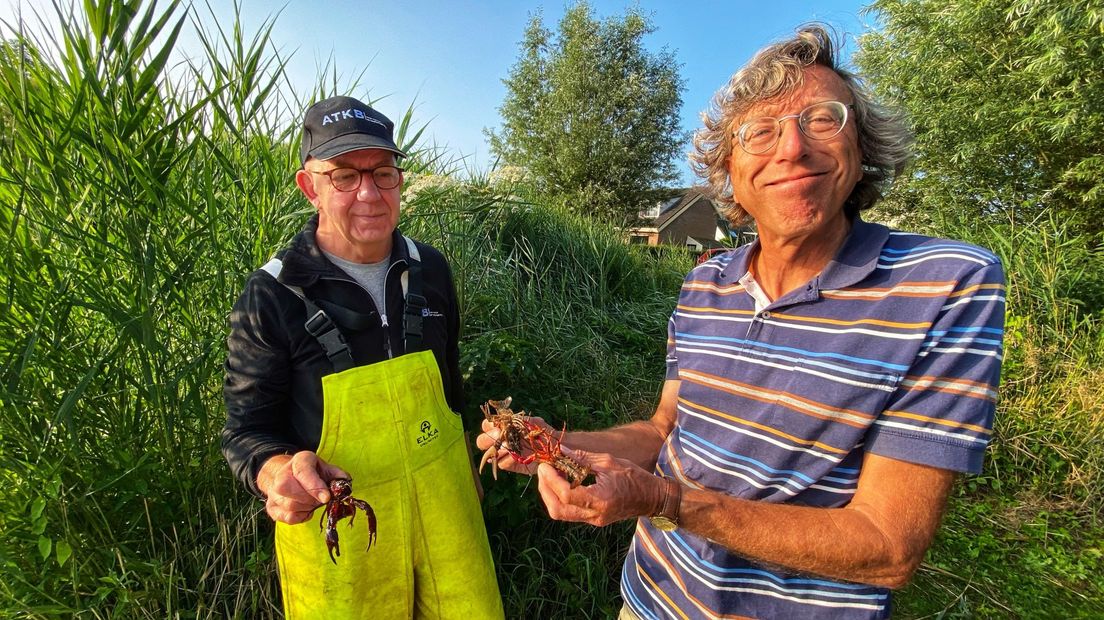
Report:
417,420,440,446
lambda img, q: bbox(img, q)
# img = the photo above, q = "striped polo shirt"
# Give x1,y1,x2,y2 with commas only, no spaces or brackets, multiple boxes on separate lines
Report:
621,218,1005,619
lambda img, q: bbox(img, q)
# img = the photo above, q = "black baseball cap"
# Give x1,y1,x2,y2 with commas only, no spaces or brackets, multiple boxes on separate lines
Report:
299,96,407,164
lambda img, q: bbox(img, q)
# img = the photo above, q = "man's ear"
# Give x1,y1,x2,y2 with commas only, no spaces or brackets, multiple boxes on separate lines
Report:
295,169,320,207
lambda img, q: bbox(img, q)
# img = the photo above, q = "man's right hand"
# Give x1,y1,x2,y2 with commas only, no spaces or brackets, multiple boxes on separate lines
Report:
256,451,349,524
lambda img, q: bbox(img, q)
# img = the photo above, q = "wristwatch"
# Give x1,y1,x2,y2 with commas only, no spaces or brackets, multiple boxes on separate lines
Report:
648,477,682,532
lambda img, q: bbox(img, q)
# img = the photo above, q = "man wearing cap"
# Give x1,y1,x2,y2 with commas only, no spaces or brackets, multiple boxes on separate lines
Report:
222,96,503,619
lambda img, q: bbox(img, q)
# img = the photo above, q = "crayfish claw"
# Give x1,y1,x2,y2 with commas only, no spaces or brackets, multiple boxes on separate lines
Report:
326,527,340,564
479,446,500,480
365,505,377,552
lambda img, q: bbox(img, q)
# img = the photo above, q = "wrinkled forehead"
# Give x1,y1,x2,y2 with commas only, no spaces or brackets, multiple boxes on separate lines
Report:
734,65,851,124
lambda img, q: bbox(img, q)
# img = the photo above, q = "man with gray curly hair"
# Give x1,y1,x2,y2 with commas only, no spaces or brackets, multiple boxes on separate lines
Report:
479,24,1005,618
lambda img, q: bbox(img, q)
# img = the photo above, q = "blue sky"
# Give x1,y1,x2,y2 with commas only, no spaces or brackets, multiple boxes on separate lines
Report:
1,1,877,184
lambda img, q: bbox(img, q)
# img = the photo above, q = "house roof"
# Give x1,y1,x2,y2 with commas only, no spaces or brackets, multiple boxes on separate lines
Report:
654,187,722,232
656,195,682,216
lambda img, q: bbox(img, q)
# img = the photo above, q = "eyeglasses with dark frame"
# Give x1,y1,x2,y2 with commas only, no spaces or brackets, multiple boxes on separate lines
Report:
734,101,854,155
308,165,405,192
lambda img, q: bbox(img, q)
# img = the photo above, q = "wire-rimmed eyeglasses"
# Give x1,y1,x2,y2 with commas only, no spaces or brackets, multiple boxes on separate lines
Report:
308,165,405,192
734,101,853,155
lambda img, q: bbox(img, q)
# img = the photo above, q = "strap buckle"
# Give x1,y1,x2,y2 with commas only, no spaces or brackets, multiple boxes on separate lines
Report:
404,293,427,340
304,310,333,337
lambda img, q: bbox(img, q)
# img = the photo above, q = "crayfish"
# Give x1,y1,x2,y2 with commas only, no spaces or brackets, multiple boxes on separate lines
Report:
479,397,591,488
320,477,376,564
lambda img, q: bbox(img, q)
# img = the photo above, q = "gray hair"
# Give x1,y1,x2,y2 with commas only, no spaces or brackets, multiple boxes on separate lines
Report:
689,24,912,226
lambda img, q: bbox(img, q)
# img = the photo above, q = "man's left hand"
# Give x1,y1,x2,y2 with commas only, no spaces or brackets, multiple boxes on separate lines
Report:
536,448,666,527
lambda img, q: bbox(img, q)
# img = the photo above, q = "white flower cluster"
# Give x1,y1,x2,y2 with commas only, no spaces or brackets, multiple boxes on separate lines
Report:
487,165,531,188
403,173,460,207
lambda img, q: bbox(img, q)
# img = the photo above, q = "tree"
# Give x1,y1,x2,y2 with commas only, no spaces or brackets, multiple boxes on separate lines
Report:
855,0,1103,234
487,2,685,224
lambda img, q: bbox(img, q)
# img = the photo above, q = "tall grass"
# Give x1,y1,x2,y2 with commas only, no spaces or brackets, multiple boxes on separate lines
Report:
0,0,439,616
0,1,300,615
893,212,1104,617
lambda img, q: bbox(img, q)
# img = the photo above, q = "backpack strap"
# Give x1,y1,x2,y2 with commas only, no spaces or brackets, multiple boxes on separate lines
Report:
261,258,356,373
260,235,427,368
401,236,426,353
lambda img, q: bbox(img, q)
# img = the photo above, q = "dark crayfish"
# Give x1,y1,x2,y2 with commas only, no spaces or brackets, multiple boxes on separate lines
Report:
479,397,591,488
320,477,376,564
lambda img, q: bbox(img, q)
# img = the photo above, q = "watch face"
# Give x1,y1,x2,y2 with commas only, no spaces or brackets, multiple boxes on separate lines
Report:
649,515,678,532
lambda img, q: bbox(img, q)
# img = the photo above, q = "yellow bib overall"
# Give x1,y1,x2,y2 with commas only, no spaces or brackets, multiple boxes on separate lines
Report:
274,350,503,619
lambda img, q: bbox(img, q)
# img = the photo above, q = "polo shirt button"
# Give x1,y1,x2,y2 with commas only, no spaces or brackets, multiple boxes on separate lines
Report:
761,311,771,320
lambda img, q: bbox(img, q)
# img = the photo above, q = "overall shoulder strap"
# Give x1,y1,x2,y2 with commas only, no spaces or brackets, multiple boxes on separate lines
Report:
261,258,355,373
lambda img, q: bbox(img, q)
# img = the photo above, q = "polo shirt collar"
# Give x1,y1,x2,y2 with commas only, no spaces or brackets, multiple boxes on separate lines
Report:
725,216,890,303
722,241,754,281
817,216,890,291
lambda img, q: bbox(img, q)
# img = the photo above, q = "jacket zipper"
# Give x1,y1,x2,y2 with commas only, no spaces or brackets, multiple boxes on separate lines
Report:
317,255,407,360
381,314,392,359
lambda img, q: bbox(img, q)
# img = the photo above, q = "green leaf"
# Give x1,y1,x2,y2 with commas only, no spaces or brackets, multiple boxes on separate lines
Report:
30,497,46,520
92,586,113,606
856,0,1104,234
37,536,52,560
32,516,47,535
56,540,73,567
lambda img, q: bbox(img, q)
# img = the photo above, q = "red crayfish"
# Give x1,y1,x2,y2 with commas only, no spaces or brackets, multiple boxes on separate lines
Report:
320,477,376,564
479,397,591,488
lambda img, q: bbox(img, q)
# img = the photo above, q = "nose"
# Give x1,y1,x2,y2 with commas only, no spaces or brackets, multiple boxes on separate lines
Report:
356,172,383,201
774,116,809,160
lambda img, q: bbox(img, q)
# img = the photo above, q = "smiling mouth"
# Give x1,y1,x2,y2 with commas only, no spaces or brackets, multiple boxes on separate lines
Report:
768,172,825,186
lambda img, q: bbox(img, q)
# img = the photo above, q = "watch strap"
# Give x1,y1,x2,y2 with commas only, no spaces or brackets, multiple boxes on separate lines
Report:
650,477,681,525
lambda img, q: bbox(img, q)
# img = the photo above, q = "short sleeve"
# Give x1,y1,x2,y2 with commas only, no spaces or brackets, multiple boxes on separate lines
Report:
865,259,1006,474
665,310,680,381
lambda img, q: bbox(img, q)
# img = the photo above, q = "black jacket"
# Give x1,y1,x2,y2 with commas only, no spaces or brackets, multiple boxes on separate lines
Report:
221,215,463,496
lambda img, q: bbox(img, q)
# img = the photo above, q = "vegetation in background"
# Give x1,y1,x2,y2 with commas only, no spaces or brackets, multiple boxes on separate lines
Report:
856,0,1104,235
0,0,1101,618
858,0,1104,615
886,212,1104,618
486,1,686,224
402,178,689,618
0,1,309,615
